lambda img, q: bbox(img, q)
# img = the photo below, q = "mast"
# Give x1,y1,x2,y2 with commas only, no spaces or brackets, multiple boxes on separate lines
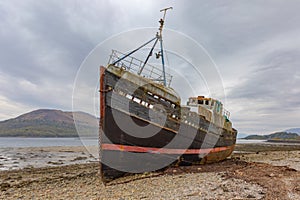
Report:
158,7,172,86
112,7,173,86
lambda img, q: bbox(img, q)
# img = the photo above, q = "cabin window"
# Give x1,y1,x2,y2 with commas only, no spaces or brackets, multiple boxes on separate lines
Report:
198,100,203,104
205,100,209,105
133,97,141,103
126,94,132,99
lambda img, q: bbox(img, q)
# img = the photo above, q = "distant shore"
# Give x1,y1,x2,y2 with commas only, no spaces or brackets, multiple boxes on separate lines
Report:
267,139,300,143
0,143,300,199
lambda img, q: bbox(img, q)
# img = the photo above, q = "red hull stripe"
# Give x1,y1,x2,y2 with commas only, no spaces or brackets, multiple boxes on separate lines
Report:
101,143,233,154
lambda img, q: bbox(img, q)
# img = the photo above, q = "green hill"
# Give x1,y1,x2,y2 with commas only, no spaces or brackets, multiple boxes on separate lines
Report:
244,132,300,140
285,128,300,134
0,109,98,137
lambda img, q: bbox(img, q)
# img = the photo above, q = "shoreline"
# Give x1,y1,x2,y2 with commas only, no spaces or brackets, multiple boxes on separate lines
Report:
0,143,300,199
1,142,299,171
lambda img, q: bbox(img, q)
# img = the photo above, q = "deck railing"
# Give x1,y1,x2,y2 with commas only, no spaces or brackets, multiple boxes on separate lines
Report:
108,50,173,86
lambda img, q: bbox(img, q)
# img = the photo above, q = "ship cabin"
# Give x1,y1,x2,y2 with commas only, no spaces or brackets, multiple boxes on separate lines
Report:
187,96,230,122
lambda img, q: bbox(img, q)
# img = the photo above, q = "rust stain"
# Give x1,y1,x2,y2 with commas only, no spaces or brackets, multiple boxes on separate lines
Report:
100,66,106,127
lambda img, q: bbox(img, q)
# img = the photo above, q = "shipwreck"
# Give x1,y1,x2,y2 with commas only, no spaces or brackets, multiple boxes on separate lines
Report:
99,7,237,183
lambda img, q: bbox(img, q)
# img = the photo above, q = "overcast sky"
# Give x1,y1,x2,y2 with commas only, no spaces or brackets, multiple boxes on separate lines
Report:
0,0,299,134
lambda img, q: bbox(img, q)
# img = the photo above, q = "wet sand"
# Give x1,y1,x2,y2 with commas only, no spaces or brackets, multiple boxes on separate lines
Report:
0,143,299,199
0,146,98,171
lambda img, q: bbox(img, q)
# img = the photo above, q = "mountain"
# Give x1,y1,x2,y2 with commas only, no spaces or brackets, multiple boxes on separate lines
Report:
285,128,300,134
0,109,98,137
237,133,249,139
244,132,300,140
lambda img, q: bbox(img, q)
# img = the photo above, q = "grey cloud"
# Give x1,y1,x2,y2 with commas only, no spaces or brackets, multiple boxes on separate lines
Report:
0,2,94,82
226,49,300,133
0,0,299,134
229,49,300,103
173,1,300,60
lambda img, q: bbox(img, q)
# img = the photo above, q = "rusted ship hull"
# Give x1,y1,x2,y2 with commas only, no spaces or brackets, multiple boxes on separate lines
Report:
99,66,237,183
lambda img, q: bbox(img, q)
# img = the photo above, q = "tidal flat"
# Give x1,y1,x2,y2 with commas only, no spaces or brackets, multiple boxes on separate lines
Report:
0,143,299,199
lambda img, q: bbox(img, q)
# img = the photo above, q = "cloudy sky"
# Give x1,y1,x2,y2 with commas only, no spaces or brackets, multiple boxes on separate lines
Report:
0,0,299,134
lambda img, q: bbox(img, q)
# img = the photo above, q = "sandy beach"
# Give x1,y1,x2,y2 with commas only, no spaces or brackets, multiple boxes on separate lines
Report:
0,143,299,199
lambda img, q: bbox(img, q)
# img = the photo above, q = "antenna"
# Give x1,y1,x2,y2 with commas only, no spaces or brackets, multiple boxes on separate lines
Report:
158,7,172,86
160,7,173,20
159,7,173,36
